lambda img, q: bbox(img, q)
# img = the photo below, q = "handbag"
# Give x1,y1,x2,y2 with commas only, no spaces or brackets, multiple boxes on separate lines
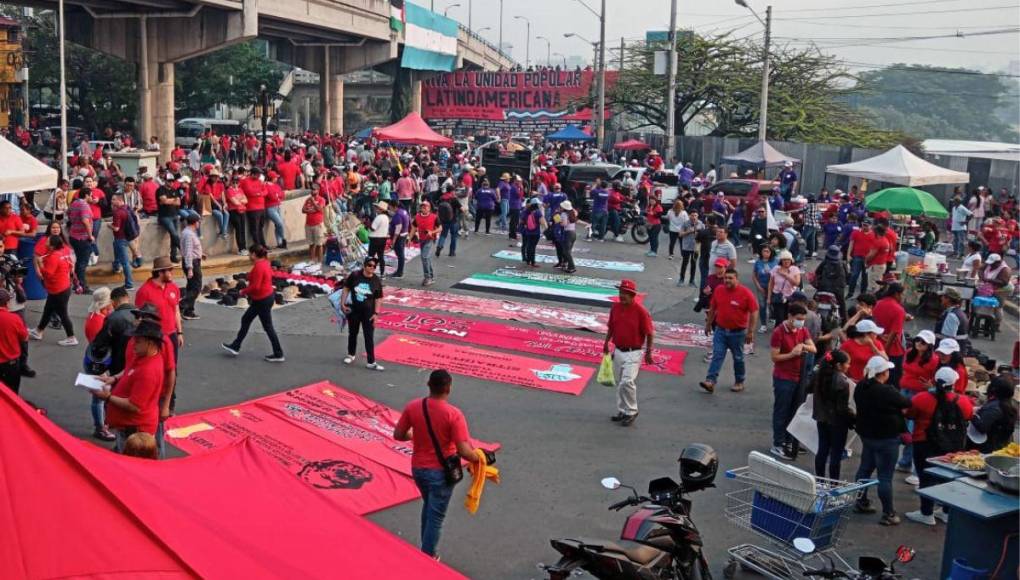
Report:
422,398,464,486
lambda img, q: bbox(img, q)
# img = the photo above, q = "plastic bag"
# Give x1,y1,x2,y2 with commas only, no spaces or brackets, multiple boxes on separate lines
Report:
597,354,615,386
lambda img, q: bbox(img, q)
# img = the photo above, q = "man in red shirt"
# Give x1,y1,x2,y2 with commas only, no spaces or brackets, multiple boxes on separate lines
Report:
602,279,654,426
138,172,159,216
865,224,891,294
393,369,486,558
769,303,817,459
872,283,908,384
0,289,28,394
96,319,165,452
239,168,267,246
701,268,759,394
847,220,874,298
276,151,303,190
134,256,182,362
0,201,25,255
607,186,625,241
410,200,440,286
303,184,327,262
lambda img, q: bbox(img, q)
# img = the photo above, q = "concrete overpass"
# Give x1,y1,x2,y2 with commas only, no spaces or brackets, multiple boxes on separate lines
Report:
17,0,513,159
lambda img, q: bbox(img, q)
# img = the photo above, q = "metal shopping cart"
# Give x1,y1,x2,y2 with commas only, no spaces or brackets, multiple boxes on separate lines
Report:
722,466,877,579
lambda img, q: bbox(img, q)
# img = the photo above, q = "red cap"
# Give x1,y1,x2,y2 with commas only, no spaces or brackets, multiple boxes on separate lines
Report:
616,279,638,294
714,257,730,267
267,171,279,180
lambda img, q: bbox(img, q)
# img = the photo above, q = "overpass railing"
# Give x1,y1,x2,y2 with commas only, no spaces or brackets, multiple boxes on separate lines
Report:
459,24,516,67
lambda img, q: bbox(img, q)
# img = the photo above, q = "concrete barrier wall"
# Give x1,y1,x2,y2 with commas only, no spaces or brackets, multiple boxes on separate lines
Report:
91,190,313,264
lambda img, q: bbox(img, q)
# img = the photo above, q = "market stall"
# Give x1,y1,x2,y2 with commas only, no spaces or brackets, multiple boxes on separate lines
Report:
825,144,970,187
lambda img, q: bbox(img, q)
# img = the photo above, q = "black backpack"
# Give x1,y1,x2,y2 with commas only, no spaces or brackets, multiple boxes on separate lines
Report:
438,200,454,223
927,393,967,454
122,209,141,241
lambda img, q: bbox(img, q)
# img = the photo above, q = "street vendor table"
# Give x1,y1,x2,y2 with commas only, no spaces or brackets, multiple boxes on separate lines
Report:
918,478,1018,579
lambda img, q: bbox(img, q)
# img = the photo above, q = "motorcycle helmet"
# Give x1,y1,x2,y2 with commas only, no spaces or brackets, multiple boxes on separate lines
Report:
679,443,718,491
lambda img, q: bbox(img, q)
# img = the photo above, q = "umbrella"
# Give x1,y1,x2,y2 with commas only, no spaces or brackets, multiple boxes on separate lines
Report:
864,187,949,219
613,139,650,151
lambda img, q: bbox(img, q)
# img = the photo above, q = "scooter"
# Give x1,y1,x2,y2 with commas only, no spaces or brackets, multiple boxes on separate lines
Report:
800,538,916,580
543,444,718,580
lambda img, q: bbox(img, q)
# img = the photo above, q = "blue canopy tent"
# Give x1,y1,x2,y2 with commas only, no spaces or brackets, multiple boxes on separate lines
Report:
353,126,374,140
546,125,594,142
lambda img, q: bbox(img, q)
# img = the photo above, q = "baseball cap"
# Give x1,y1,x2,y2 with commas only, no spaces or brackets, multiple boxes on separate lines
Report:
936,338,961,355
915,330,936,345
865,356,896,378
987,253,1002,264
935,366,960,387
855,320,885,335
713,257,730,267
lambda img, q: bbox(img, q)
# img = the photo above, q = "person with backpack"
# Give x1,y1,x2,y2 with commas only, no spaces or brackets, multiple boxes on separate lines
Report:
520,199,546,268
813,245,848,320
904,366,974,526
554,200,580,273
109,194,138,289
435,186,459,257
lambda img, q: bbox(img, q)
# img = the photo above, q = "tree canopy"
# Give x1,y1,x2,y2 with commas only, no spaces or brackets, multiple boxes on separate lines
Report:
852,65,1019,143
608,32,903,148
175,41,284,118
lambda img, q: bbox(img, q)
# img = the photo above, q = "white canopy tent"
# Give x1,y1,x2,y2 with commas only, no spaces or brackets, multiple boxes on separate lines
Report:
0,136,58,194
825,144,969,187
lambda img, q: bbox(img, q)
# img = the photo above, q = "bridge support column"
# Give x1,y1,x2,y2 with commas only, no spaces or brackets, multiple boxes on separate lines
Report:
410,77,422,114
329,77,344,135
136,21,174,163
319,46,332,134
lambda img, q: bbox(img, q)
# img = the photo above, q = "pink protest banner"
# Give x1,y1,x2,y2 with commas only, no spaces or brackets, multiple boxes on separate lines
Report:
377,308,687,375
374,334,594,395
384,287,711,349
166,381,499,514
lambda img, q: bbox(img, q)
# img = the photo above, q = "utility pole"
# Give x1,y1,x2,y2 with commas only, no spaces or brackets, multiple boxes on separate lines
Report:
758,5,772,141
596,0,606,149
619,36,624,71
665,0,678,165
58,0,68,178
498,0,503,59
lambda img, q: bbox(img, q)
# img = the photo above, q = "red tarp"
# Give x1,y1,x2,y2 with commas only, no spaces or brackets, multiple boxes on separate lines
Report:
374,334,594,395
613,138,650,151
373,112,454,146
0,384,463,580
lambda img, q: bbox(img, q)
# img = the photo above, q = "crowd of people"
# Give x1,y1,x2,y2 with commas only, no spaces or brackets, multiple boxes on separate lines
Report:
0,122,1018,560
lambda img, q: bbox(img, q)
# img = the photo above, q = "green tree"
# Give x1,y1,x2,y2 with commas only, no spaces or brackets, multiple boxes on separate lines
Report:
608,32,901,147
175,41,285,117
853,65,1019,142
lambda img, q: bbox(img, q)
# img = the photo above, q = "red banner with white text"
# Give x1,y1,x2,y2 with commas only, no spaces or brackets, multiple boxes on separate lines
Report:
374,334,594,395
377,308,687,375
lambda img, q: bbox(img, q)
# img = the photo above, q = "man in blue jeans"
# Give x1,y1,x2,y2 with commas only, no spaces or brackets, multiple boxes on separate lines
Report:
109,195,135,289
394,370,487,558
699,268,759,394
769,303,816,459
590,180,610,240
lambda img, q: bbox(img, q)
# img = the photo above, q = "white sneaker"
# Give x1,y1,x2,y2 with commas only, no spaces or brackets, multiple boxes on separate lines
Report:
747,258,756,264
905,474,919,486
29,329,42,341
58,337,79,347
343,355,355,365
935,511,949,524
366,362,385,371
904,510,936,526
758,325,768,334
615,235,625,242
88,253,98,266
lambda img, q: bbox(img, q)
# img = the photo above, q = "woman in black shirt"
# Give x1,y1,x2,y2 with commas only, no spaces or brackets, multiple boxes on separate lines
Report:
341,258,384,371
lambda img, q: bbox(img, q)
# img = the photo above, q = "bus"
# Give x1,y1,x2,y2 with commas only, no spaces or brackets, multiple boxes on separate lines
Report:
175,118,245,147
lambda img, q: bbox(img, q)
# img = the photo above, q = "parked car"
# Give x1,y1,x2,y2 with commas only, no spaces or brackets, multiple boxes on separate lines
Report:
608,167,680,205
557,163,622,219
702,178,804,221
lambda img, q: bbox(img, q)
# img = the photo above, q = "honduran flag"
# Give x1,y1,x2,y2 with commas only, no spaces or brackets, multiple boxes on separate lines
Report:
400,2,458,72
390,0,404,32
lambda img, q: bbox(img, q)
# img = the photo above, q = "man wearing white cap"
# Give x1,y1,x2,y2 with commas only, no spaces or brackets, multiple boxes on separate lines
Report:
368,201,391,275
555,200,579,273
778,160,798,203
852,355,911,526
903,366,973,526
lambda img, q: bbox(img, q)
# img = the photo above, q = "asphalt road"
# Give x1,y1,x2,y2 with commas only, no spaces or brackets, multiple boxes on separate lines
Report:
22,228,1018,579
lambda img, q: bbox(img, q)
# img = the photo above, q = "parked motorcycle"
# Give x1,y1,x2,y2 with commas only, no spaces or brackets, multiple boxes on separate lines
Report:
799,538,916,580
621,201,649,244
543,444,718,580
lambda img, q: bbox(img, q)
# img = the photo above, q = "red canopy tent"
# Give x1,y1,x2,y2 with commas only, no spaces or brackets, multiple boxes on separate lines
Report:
613,139,650,151
373,112,454,147
0,385,463,580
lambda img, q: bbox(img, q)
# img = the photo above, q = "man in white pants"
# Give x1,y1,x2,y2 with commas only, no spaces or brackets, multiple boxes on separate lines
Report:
603,279,654,427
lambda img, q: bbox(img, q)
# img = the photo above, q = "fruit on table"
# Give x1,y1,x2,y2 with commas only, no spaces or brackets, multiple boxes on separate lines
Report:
991,442,1020,458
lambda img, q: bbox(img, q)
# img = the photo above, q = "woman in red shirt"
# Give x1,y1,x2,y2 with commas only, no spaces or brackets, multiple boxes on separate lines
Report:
29,235,77,346
840,319,888,382
221,244,284,362
934,338,969,394
264,171,288,249
904,366,974,526
645,191,664,258
225,175,248,254
900,331,940,394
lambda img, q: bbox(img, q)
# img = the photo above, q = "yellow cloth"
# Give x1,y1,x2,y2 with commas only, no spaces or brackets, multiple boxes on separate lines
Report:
464,449,500,514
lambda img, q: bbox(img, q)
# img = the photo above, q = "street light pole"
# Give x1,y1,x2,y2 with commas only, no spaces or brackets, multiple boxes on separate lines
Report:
58,0,68,178
665,0,677,165
514,15,530,68
498,0,503,56
596,0,606,150
736,0,772,141
554,52,567,68
536,36,551,66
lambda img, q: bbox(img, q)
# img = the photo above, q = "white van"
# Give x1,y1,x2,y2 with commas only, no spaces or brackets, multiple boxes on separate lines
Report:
175,118,245,147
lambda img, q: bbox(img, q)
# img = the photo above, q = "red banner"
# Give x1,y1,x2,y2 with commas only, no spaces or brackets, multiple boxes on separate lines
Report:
384,288,712,349
374,334,594,395
377,308,687,375
421,70,616,133
166,382,499,515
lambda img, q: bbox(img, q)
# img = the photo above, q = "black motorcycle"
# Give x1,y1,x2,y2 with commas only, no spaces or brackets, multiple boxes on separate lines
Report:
621,201,649,244
544,444,718,580
802,542,915,579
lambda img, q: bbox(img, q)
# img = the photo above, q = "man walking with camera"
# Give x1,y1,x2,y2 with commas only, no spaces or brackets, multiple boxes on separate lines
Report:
394,370,487,560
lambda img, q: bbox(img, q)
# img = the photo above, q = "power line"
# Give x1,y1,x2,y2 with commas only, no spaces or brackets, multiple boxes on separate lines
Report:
777,4,1018,20
782,40,1020,55
773,0,980,13
773,27,1020,46
777,19,1016,31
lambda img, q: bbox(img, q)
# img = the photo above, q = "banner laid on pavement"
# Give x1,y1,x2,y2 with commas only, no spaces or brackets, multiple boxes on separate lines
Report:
383,288,712,349
491,267,616,289
491,250,645,272
374,334,594,395
167,381,499,514
454,272,618,306
376,308,687,374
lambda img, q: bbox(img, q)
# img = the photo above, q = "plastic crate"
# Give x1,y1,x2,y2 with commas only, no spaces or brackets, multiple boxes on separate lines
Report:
750,491,841,550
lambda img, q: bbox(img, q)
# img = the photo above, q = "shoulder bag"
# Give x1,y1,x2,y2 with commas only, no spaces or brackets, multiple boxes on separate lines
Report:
422,398,464,486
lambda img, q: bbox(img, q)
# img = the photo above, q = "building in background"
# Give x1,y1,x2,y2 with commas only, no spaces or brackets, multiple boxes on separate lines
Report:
0,16,26,129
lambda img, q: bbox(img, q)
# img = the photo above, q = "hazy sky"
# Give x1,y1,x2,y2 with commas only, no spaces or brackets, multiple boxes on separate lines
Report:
430,0,1020,74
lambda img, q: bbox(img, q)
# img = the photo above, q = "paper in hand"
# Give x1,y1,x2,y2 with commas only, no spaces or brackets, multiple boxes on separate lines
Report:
75,373,106,392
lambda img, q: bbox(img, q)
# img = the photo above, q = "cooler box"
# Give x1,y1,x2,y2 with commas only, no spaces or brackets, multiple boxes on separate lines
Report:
18,234,45,300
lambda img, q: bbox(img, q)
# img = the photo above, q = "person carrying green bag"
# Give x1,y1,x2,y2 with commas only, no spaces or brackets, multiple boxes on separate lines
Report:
603,279,655,427
597,354,615,386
